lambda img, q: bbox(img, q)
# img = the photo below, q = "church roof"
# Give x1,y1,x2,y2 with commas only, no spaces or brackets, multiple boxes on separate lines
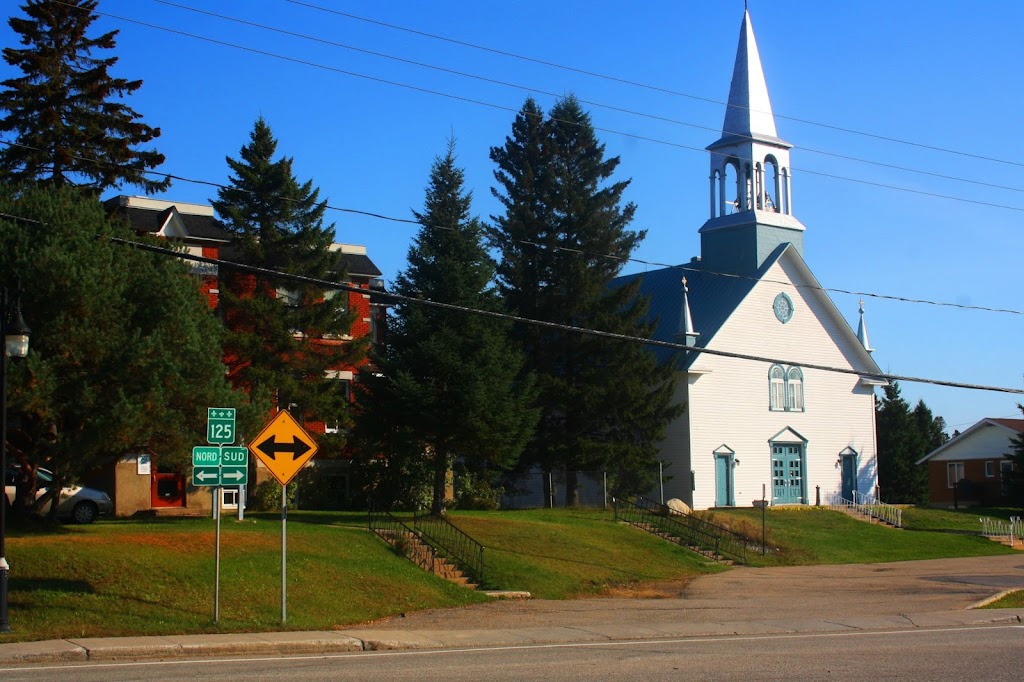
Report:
616,244,882,377
708,9,791,150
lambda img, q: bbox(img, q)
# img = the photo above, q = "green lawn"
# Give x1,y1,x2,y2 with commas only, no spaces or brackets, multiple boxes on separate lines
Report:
2,505,1020,643
710,507,1019,566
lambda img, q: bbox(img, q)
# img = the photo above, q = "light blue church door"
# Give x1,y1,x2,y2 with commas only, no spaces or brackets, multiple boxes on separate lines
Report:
714,454,734,507
840,453,857,501
771,444,804,504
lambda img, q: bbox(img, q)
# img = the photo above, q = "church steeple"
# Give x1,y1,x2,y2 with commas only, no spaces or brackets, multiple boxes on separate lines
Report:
699,9,806,276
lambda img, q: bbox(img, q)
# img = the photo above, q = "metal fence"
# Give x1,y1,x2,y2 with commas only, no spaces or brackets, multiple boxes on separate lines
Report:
412,512,485,585
825,490,903,528
613,496,750,564
980,516,1023,547
498,466,666,510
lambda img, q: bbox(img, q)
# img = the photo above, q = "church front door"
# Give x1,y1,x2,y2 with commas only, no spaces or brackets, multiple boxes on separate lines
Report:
771,444,804,504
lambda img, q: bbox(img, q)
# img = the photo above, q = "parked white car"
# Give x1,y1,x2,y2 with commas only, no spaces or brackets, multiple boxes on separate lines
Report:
4,466,113,524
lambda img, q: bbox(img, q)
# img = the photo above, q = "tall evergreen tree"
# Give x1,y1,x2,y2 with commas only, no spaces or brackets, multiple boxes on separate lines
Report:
0,186,256,517
490,96,680,506
355,140,536,514
212,117,363,434
875,382,944,504
0,0,168,193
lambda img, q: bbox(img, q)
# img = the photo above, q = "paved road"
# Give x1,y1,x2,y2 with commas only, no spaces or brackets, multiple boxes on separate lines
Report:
4,624,1023,681
357,555,1024,631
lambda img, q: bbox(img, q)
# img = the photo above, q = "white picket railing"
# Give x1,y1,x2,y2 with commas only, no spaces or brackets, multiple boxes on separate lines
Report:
825,490,903,528
980,516,1023,547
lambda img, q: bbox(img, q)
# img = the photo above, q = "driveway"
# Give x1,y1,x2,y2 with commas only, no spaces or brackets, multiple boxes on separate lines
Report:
360,555,1024,631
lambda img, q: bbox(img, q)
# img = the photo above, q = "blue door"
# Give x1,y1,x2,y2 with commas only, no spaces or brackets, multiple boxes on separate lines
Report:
840,454,857,501
715,455,734,507
771,444,804,504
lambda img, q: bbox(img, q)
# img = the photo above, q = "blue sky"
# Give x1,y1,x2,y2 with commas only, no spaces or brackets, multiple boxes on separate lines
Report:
3,1,1022,434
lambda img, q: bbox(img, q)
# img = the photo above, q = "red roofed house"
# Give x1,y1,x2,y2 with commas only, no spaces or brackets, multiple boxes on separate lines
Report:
916,418,1024,507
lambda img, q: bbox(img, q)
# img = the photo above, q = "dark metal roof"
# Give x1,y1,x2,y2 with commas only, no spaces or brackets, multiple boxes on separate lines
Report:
107,202,232,242
335,252,382,278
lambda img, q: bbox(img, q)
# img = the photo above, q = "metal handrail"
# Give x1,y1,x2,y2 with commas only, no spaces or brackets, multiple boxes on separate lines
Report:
413,513,485,585
368,505,439,573
614,495,749,564
826,491,903,528
980,516,1022,547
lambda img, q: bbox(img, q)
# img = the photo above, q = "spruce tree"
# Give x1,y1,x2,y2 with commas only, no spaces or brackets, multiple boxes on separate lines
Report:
490,96,679,506
356,140,536,513
0,0,168,193
875,382,940,504
1004,404,1024,507
212,117,362,434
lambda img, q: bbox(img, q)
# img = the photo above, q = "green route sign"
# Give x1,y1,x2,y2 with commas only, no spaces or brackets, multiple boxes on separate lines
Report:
191,445,248,486
207,407,236,445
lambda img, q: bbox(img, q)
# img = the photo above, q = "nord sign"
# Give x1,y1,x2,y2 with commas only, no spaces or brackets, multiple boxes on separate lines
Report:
192,445,248,487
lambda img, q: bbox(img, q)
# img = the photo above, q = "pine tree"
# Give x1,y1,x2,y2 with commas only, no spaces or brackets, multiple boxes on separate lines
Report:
876,382,939,504
356,139,536,514
0,0,168,193
490,96,680,506
212,117,363,434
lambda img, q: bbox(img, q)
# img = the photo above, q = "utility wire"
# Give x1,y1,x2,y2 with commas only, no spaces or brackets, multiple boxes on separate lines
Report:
151,0,1024,196
284,0,1024,170
97,236,1024,397
2,210,1019,394
2,137,1021,317
81,5,1024,215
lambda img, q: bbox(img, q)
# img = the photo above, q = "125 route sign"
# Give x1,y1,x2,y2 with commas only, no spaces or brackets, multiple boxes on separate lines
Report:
207,407,236,445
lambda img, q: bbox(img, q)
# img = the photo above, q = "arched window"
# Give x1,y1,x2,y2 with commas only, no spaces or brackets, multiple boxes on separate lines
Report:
787,367,804,411
724,158,740,213
769,365,786,411
765,155,780,212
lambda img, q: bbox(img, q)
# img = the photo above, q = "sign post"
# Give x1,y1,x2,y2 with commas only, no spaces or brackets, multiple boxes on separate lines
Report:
248,410,319,624
192,408,245,624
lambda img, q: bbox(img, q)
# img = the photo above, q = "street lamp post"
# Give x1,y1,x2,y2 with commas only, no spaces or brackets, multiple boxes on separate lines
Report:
1,280,31,634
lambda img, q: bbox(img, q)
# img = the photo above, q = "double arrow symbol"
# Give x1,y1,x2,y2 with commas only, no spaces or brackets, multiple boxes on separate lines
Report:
195,469,245,482
256,435,312,461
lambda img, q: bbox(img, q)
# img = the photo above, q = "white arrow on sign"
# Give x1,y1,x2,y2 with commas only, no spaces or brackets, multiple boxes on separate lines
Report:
223,470,244,481
196,471,219,482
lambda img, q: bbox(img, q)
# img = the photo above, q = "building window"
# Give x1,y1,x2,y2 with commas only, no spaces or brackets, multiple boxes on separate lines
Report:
946,462,965,488
769,364,805,412
985,461,995,478
276,287,301,307
787,367,804,411
769,365,786,411
324,371,353,434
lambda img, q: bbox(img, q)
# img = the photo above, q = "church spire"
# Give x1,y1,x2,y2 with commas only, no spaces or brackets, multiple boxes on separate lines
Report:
721,8,779,142
698,7,805,277
676,277,699,348
856,300,874,353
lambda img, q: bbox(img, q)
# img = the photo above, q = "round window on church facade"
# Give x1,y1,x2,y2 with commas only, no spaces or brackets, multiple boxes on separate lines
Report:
773,292,794,323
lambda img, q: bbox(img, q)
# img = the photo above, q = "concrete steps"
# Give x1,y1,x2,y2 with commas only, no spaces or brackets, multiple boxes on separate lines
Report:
376,529,478,590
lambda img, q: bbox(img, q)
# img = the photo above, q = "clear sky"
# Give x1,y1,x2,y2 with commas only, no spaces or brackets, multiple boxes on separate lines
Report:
2,1,1022,435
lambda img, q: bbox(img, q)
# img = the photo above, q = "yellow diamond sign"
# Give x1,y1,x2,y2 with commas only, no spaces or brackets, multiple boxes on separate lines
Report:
249,410,319,486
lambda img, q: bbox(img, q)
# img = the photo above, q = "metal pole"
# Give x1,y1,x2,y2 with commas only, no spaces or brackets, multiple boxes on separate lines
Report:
214,484,221,624
659,461,665,504
238,484,244,521
603,471,607,510
0,288,10,633
281,483,287,624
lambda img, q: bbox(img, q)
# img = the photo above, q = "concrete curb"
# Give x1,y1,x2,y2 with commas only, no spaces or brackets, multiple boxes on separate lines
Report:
3,608,1024,666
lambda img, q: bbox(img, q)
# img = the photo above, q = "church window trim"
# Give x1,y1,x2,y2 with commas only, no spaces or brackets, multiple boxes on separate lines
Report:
769,364,806,412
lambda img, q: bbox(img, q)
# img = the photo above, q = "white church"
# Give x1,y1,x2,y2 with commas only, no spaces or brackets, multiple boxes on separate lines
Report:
619,9,884,509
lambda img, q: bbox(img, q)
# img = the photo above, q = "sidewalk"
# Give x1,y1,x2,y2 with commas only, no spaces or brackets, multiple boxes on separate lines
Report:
1,606,1022,665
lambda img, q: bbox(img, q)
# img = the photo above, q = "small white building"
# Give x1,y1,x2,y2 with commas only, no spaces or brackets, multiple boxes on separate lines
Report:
618,10,884,509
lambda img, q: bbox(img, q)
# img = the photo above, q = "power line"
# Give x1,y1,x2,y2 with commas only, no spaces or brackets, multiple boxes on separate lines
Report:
284,0,1024,170
2,210,1019,394
150,0,1024,197
2,138,1021,317
72,4,1024,215
94,235,1024,397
